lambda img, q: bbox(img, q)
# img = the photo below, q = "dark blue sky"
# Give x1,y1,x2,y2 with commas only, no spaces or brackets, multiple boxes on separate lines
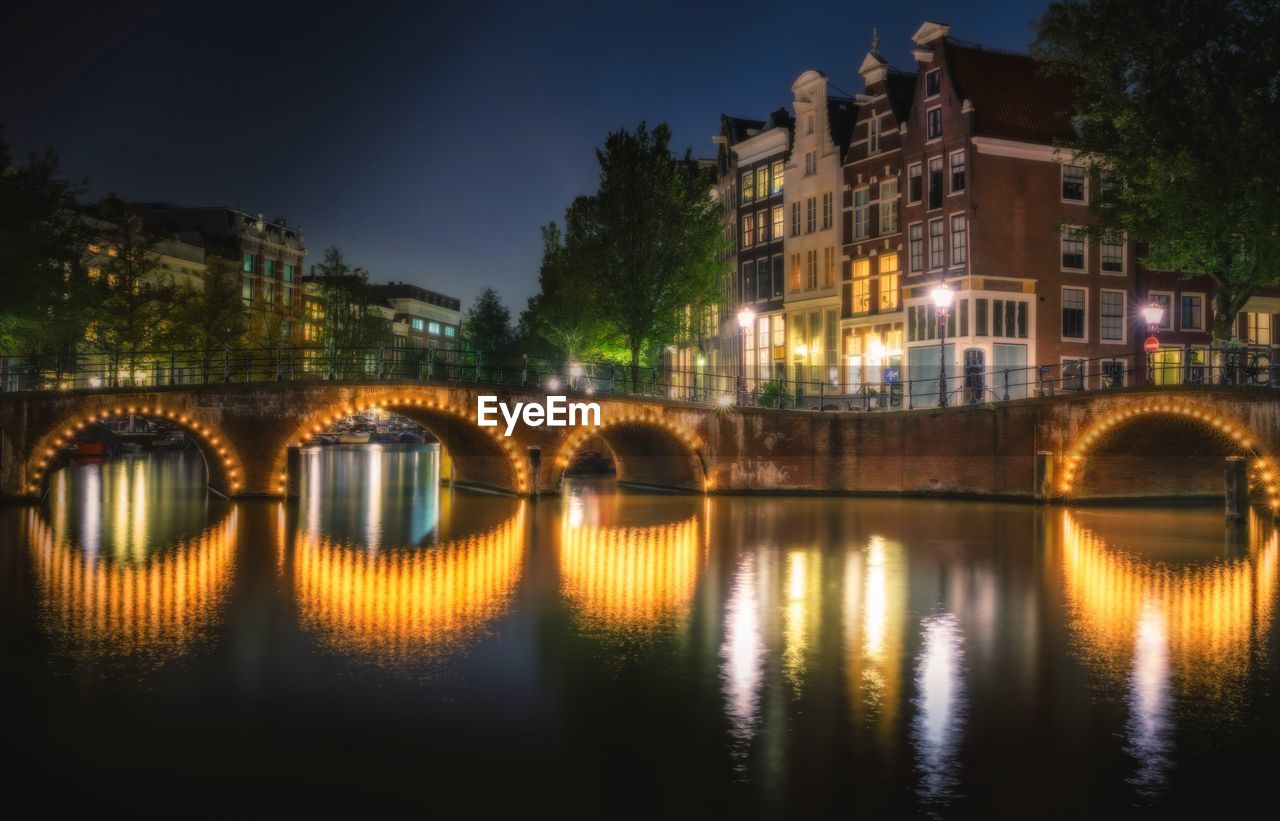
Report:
2,0,1050,313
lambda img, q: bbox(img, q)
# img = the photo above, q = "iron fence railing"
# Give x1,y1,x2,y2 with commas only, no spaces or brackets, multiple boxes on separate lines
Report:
2,344,1277,411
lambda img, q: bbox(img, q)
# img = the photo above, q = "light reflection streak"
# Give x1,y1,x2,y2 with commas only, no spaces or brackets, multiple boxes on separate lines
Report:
559,514,701,636
912,612,966,807
720,553,764,761
782,550,817,690
293,506,525,661
27,508,237,658
844,535,905,741
1061,512,1279,790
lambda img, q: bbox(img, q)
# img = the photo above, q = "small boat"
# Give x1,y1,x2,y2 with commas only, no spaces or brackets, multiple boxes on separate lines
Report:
153,430,187,449
308,433,339,446
397,430,425,444
337,431,371,445
373,431,402,444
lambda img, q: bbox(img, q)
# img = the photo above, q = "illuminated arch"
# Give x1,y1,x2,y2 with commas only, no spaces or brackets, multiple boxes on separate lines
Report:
27,508,238,657
24,403,244,498
554,410,708,492
291,505,526,661
1058,398,1277,507
273,391,528,495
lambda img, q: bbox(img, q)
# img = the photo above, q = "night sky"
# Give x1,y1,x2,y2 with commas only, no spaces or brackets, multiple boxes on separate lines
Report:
1,0,1050,313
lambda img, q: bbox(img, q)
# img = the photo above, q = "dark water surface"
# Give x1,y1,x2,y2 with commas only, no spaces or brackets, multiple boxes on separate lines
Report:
3,448,1279,818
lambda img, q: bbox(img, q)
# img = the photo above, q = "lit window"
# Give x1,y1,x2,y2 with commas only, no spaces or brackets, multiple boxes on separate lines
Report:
444,325,456,338
878,254,899,311
412,318,424,331
772,205,784,240
742,213,755,248
771,161,784,194
1245,311,1271,345
741,171,754,203
851,259,870,314
242,253,254,273
241,276,254,304
284,264,295,283
263,259,275,278
428,321,441,335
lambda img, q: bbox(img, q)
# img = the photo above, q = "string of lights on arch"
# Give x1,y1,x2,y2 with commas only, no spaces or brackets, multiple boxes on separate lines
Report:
554,409,708,490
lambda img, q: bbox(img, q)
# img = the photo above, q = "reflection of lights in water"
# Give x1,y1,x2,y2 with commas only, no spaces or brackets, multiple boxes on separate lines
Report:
782,550,817,690
559,515,700,635
1061,513,1279,791
27,509,237,658
913,612,966,807
844,535,905,740
79,465,100,559
293,506,525,661
1127,601,1171,793
365,445,383,550
720,553,763,760
567,492,586,529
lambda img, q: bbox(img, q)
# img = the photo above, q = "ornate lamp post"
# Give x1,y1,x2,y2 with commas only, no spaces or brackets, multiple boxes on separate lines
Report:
932,282,953,407
736,306,755,405
1141,301,1166,385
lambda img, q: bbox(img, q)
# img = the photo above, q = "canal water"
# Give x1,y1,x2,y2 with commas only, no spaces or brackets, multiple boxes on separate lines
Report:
2,447,1278,818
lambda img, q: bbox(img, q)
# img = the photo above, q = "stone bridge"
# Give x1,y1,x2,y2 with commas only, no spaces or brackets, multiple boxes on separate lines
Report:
2,381,1279,506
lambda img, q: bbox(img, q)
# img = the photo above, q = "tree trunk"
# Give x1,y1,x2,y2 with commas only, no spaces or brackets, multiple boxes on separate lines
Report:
1212,288,1238,343
629,343,641,393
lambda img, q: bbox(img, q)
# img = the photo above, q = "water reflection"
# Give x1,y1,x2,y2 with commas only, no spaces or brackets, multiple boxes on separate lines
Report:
721,552,765,760
912,611,967,808
293,505,526,662
843,535,907,744
27,508,237,658
300,444,441,548
1061,510,1280,792
559,500,701,637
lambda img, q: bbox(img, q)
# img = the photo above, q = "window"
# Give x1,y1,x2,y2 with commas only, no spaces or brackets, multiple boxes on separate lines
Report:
1149,292,1173,331
742,261,755,301
1100,168,1121,204
428,321,441,335
806,114,814,134
975,298,988,336
242,253,255,273
412,318,425,332
772,205,784,241
263,259,275,278
853,188,870,240
806,250,818,289
909,223,924,272
1245,311,1272,345
1061,227,1086,271
950,151,965,193
879,178,899,234
772,314,785,348
928,157,943,209
851,259,871,314
1102,359,1126,388
742,213,755,248
241,276,254,305
1180,294,1205,331
1101,290,1126,342
283,264,295,283
756,168,769,201
791,202,800,237
1062,287,1086,340
950,214,967,266
822,191,833,229
878,254,899,311
928,218,944,269
869,116,881,153
1062,164,1086,202
757,210,768,242
908,163,922,204
741,171,755,202
263,283,276,306
823,246,835,287
806,197,816,233
772,255,785,298
771,161,784,195
927,107,942,140
805,151,816,175
790,253,802,291
444,325,456,338
1101,234,1125,273
925,69,941,97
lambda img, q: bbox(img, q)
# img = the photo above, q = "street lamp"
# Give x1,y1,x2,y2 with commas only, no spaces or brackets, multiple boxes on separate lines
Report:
695,353,706,401
932,281,953,407
1142,300,1166,385
736,307,755,405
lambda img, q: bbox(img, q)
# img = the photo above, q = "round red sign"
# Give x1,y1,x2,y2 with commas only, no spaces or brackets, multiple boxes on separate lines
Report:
1143,336,1160,353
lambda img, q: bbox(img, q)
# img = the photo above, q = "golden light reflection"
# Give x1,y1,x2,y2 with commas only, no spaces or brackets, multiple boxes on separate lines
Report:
843,536,906,741
293,506,525,661
559,514,701,635
782,549,820,690
27,508,237,657
1061,512,1278,702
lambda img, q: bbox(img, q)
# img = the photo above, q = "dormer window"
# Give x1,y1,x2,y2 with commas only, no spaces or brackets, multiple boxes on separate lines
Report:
806,114,814,134
925,69,941,98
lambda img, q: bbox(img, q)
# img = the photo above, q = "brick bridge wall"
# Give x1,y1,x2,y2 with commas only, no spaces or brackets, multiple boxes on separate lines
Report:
2,382,1277,502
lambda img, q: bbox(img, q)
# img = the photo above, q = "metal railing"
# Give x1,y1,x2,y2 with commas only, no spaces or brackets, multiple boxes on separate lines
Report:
2,344,1277,411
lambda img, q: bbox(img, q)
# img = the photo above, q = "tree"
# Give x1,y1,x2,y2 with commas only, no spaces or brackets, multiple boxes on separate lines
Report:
461,286,514,354
560,122,727,386
87,196,177,379
1034,0,1280,341
0,129,92,354
312,245,392,352
519,219,612,360
173,254,248,379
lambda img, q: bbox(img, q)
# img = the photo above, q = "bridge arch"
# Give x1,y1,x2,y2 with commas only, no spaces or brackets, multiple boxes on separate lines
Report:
275,393,528,495
24,403,243,498
1058,397,1278,507
554,411,707,492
